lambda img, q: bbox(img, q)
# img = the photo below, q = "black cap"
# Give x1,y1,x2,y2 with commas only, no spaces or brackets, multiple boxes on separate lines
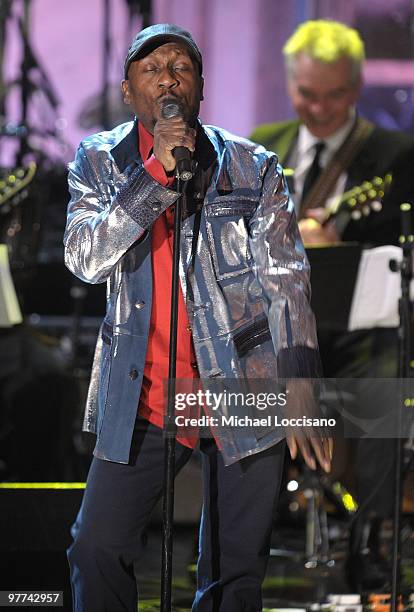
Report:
124,23,203,79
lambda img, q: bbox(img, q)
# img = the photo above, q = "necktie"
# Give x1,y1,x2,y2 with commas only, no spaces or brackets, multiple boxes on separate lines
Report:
301,141,325,206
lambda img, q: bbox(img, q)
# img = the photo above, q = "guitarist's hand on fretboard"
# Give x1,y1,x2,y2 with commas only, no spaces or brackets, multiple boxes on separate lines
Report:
295,174,392,246
299,208,340,246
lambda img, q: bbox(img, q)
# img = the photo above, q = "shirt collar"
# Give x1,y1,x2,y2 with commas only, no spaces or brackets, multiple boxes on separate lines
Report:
138,121,154,161
297,107,357,158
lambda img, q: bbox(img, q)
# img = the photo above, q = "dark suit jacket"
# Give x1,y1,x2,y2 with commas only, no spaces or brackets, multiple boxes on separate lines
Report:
250,119,414,246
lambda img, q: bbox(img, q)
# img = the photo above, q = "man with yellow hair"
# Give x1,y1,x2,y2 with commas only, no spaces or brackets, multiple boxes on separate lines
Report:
252,19,413,245
251,19,414,592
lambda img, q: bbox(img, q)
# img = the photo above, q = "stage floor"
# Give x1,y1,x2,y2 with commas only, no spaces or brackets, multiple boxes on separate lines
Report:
133,519,414,611
2,488,414,611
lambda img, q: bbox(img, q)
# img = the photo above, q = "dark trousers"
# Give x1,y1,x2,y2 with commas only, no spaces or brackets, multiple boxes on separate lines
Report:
68,418,285,611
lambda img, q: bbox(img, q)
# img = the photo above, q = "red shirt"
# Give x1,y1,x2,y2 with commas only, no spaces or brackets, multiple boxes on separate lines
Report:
137,122,199,448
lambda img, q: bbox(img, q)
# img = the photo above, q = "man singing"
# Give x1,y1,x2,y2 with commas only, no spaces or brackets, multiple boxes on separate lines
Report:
65,23,330,611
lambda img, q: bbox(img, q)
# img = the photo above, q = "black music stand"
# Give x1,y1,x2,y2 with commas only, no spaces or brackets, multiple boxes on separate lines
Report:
306,243,363,331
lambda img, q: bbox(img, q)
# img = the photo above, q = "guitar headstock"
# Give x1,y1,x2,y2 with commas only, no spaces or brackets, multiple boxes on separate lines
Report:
327,173,393,224
0,162,37,213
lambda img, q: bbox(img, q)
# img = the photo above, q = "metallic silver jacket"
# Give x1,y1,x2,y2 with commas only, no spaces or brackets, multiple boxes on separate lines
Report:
64,120,319,465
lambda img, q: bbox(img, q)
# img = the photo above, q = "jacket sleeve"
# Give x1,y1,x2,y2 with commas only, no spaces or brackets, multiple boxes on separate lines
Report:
64,144,179,284
248,153,321,377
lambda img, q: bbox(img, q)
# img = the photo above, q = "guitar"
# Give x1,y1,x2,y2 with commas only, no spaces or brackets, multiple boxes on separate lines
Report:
0,162,37,213
285,169,393,237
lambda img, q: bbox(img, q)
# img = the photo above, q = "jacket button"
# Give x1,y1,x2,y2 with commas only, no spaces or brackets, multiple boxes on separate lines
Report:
129,369,138,381
191,362,198,370
135,301,145,310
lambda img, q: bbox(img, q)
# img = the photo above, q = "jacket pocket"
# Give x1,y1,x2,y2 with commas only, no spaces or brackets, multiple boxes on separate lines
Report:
205,200,256,281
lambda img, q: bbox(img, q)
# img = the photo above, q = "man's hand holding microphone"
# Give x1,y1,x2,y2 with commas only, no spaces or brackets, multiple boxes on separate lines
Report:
153,100,196,180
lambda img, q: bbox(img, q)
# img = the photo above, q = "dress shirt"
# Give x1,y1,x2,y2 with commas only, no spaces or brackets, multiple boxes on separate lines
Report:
288,108,356,213
137,122,199,449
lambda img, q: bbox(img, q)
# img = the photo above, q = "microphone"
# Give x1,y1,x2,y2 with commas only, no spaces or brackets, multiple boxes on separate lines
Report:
161,101,194,181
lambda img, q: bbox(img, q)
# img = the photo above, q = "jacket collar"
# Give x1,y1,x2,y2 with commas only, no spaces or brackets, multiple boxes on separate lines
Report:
194,121,217,173
111,119,139,173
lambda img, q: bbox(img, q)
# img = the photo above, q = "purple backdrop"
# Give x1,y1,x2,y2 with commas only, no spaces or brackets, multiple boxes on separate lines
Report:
1,0,413,167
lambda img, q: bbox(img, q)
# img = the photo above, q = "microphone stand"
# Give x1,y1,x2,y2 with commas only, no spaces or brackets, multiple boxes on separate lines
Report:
389,203,413,612
160,175,190,612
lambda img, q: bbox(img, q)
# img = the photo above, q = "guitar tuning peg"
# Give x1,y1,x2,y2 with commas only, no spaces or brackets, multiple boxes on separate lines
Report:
328,173,391,229
371,200,382,212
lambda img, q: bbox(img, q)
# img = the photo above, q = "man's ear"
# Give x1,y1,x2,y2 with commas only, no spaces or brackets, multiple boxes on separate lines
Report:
121,79,131,105
199,76,204,102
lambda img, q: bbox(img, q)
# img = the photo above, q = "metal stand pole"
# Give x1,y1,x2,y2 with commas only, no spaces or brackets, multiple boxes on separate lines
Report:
0,0,12,118
390,203,413,612
101,0,111,130
16,0,31,165
160,178,189,612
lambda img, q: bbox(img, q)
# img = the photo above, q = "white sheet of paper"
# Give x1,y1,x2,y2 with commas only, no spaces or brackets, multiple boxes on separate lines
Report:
0,243,23,327
348,245,413,330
